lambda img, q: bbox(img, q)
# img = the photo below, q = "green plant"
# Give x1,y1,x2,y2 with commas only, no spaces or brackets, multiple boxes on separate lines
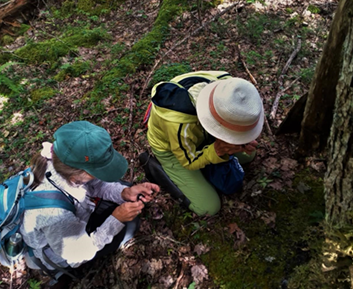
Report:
0,62,23,95
244,50,263,66
152,62,191,84
28,278,42,289
299,67,315,85
308,5,320,14
238,13,280,44
257,177,273,188
54,60,91,81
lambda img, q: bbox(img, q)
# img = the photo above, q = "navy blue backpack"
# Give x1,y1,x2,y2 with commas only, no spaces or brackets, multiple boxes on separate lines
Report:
201,155,244,195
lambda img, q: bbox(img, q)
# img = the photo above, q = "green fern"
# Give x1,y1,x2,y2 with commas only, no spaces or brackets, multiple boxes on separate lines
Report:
0,62,22,95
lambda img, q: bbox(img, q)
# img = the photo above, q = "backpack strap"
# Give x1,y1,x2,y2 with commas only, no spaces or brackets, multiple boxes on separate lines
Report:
23,190,75,214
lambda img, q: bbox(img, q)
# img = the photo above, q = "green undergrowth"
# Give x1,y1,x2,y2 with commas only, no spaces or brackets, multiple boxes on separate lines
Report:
54,60,92,81
0,27,111,66
165,170,326,288
54,0,125,18
0,24,30,46
152,62,192,84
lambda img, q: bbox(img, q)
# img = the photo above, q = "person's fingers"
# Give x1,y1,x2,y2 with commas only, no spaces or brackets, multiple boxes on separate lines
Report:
137,183,160,202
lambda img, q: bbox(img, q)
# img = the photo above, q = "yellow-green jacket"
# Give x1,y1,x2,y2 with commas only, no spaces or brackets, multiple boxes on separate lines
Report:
147,71,232,170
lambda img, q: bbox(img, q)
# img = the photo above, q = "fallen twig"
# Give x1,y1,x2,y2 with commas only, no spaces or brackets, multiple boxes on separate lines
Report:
173,261,188,289
140,1,244,98
236,44,257,85
270,39,301,120
128,88,135,183
235,44,274,140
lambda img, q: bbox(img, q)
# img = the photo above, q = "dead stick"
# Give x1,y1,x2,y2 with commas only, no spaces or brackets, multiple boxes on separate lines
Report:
270,39,301,120
236,44,274,139
173,261,188,289
140,1,244,98
236,44,257,85
128,89,135,183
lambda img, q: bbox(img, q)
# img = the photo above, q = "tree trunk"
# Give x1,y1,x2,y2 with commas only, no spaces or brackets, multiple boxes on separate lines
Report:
275,92,307,135
325,12,353,228
298,0,352,155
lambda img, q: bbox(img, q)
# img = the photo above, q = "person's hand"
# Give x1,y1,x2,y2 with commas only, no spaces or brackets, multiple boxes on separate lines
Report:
214,139,258,157
111,201,145,222
121,182,160,203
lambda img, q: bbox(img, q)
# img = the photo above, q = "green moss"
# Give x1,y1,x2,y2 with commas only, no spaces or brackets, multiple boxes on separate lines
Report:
54,61,91,81
308,5,321,14
152,62,191,84
55,0,124,17
166,170,326,288
15,24,31,36
77,0,96,12
60,0,76,17
14,28,110,65
1,35,15,45
0,53,12,65
30,87,57,102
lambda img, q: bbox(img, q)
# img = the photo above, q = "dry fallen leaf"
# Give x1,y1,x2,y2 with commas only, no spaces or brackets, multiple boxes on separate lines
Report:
191,264,208,284
261,212,277,228
194,243,210,256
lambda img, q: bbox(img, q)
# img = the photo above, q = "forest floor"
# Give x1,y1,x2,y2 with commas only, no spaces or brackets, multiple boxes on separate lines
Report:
0,0,340,288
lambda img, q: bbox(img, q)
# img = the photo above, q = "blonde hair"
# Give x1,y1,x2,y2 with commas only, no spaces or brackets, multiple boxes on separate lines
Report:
30,151,86,188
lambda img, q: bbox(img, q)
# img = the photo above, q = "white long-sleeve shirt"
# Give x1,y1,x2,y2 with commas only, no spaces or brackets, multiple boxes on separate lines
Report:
20,161,128,269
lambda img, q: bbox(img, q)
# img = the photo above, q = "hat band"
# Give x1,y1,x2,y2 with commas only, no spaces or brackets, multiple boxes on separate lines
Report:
209,85,260,132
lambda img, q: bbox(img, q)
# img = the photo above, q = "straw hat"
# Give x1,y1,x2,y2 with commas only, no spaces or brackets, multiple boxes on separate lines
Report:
196,78,264,145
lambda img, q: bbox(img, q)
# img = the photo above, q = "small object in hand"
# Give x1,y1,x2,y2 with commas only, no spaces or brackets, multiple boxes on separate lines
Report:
137,194,147,205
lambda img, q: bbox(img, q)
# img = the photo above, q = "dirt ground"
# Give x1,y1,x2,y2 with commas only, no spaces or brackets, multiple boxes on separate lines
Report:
0,0,338,288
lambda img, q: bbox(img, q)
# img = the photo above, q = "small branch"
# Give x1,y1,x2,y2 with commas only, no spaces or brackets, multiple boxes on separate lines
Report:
173,261,188,289
270,39,301,120
236,44,257,85
280,76,301,94
140,1,243,98
128,88,135,183
235,44,274,140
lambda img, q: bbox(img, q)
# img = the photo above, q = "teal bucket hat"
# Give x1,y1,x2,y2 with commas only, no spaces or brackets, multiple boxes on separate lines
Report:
53,121,128,182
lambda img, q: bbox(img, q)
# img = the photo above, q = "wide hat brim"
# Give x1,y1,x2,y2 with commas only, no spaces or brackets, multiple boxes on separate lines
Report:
84,149,128,182
196,80,264,145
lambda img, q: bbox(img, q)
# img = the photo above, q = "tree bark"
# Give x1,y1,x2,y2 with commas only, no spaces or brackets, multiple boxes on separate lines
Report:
0,0,29,22
325,11,353,227
298,0,352,155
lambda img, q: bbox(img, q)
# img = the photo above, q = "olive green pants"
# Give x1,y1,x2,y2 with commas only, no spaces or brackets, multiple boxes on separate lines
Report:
152,148,255,216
